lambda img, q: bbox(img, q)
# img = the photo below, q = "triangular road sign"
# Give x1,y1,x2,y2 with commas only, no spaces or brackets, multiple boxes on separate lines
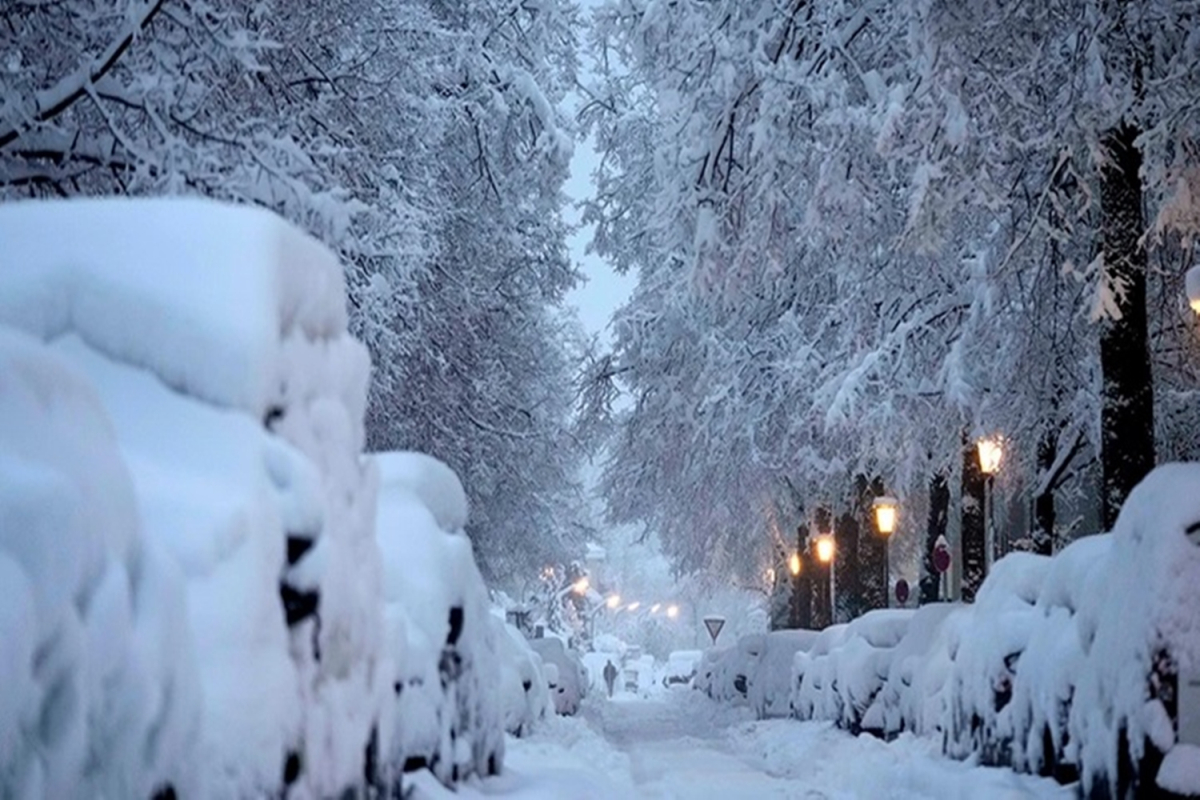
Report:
703,616,726,644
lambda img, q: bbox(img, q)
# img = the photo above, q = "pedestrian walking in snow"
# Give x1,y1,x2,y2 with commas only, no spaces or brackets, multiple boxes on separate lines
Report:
603,659,617,698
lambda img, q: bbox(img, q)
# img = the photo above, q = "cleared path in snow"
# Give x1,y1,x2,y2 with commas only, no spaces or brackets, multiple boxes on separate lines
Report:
416,688,1074,799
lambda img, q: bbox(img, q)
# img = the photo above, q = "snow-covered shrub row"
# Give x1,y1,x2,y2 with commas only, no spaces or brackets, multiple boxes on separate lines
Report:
373,451,506,782
0,199,505,797
785,464,1200,797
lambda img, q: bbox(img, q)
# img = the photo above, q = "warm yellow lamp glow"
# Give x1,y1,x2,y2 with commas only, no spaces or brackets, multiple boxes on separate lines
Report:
571,577,589,595
815,534,835,563
666,605,679,618
977,436,1003,475
788,553,802,576
606,595,621,609
873,496,898,535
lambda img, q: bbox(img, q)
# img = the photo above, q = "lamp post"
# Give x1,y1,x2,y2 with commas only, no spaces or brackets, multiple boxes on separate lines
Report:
977,436,1003,570
873,496,898,606
815,533,835,625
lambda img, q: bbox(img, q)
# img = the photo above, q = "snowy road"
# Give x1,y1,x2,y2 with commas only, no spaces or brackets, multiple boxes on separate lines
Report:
413,688,1074,800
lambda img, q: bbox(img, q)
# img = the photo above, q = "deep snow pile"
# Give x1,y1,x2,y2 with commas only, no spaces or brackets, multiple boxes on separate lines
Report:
779,464,1200,795
374,451,506,782
0,330,200,799
0,198,385,797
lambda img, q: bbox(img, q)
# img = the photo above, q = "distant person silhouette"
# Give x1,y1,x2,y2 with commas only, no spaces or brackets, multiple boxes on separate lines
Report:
603,659,618,698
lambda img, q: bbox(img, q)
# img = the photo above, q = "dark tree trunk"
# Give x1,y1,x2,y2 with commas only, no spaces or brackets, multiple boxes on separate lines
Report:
834,511,861,621
961,438,986,602
855,475,888,611
1033,428,1057,556
810,507,832,627
791,523,812,628
921,471,950,604
1098,121,1155,530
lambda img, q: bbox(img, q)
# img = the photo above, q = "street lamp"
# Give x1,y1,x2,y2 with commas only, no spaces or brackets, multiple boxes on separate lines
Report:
666,604,679,619
1187,263,1200,313
606,594,621,609
788,552,802,576
571,577,590,595
625,601,640,612
873,496,898,606
815,534,836,624
977,436,1004,568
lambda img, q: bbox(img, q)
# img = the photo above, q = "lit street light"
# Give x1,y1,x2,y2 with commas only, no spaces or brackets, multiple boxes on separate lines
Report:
788,552,801,576
977,436,1004,568
650,603,661,614
873,496,898,606
571,577,590,595
666,604,679,619
606,594,621,609
815,533,836,624
626,601,640,612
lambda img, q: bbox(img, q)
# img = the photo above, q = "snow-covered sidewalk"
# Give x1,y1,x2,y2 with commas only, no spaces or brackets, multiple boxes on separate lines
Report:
424,688,1074,799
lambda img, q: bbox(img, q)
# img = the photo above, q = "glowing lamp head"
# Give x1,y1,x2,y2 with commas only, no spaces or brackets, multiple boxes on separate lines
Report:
815,534,835,563
666,605,679,618
606,595,621,609
1187,264,1200,314
626,601,640,612
788,552,802,576
977,436,1003,475
873,496,898,535
650,603,661,614
571,577,589,595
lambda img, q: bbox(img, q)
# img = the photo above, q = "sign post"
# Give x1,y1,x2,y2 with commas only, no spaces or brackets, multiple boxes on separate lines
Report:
933,535,952,602
702,615,726,645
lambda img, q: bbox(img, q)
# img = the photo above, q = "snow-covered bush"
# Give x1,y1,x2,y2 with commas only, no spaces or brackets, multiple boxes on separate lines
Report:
778,464,1200,796
0,329,201,799
374,451,505,783
0,198,386,797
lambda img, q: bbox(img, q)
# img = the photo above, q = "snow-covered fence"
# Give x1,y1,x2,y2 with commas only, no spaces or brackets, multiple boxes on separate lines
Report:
782,465,1200,797
0,198,508,798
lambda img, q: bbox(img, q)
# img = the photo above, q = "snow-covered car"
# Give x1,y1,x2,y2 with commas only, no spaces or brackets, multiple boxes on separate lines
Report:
530,637,588,715
491,614,553,737
374,451,505,784
662,650,704,688
0,199,387,798
746,630,822,719
791,611,911,731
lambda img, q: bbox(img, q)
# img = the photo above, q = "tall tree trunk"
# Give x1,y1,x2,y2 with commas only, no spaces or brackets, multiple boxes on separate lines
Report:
1098,121,1155,530
810,507,832,627
791,522,812,628
921,471,950,604
834,511,860,621
1033,427,1057,556
961,438,986,602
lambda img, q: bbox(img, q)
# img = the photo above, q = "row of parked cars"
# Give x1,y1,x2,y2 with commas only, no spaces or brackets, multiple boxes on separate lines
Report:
0,199,558,799
697,465,1200,798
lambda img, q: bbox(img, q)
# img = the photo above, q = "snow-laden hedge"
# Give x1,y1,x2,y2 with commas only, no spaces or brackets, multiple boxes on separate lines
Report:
0,199,510,798
785,464,1200,797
